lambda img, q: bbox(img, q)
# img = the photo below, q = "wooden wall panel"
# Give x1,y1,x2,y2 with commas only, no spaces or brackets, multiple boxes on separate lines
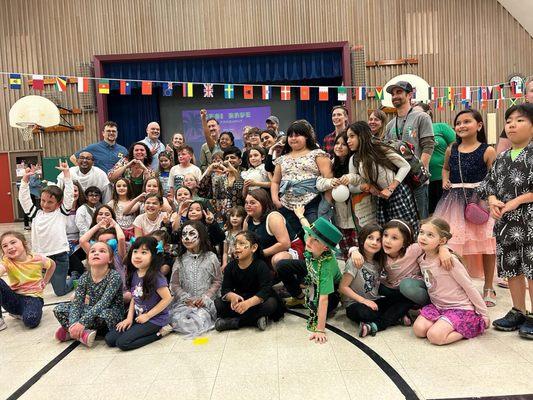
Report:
0,0,531,156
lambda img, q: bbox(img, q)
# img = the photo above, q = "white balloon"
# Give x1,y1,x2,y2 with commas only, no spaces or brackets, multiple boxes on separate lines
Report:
332,185,350,202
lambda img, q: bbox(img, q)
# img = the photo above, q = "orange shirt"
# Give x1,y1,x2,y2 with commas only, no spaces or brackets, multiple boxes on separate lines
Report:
2,254,53,298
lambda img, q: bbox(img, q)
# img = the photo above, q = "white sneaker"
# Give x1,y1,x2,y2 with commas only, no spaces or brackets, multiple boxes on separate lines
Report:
0,318,7,331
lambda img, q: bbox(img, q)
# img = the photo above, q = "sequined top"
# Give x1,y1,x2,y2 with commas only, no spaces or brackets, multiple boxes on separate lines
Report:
449,143,489,184
169,251,222,303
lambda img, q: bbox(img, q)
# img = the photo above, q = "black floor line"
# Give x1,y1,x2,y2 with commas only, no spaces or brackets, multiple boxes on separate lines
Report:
287,309,420,400
6,341,80,400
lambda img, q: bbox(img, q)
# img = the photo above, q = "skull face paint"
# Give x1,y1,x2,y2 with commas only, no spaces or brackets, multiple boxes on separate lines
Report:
181,225,200,250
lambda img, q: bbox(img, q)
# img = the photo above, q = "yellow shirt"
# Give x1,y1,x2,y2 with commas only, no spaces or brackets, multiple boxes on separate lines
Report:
2,254,53,298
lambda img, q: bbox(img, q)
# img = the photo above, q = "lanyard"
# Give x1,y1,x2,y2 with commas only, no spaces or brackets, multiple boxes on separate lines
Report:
394,107,413,140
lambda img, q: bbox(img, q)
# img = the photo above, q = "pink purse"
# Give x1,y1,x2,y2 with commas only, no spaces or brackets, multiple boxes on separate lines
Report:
458,151,489,225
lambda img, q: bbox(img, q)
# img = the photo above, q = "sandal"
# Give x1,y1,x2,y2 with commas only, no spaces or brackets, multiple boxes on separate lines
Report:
483,288,497,307
358,322,377,338
497,278,509,289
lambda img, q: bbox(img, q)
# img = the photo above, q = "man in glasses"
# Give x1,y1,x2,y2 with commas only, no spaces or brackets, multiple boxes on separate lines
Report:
57,151,111,203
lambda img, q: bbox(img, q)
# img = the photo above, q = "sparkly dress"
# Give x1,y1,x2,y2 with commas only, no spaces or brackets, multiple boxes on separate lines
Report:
434,143,496,255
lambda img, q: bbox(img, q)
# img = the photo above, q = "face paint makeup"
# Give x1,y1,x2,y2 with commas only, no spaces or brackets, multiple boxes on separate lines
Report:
181,225,200,246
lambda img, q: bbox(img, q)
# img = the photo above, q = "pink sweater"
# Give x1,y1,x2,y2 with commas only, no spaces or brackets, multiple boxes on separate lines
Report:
419,255,488,318
382,243,423,288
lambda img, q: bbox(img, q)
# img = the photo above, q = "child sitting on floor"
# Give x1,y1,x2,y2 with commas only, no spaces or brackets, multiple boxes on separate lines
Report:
169,221,221,337
53,241,124,347
413,217,489,345
215,231,284,332
0,231,56,330
105,237,172,351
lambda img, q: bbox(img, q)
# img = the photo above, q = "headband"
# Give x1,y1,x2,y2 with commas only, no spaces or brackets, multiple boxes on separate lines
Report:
389,219,412,236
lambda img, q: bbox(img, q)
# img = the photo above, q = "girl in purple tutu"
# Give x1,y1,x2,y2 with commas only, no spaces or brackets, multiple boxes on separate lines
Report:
413,217,489,345
434,110,497,307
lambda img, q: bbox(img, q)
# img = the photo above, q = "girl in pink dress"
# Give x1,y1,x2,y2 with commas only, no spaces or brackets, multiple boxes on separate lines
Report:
434,110,497,306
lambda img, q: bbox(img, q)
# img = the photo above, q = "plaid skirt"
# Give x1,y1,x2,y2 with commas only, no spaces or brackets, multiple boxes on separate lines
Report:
376,183,420,237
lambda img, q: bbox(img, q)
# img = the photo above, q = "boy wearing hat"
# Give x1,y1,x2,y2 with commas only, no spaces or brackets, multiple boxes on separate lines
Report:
277,210,342,344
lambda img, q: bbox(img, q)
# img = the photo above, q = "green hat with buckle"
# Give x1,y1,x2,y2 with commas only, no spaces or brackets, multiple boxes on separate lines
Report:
303,217,342,253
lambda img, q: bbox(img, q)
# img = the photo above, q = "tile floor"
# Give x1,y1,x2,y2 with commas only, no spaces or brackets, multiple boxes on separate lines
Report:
1,223,532,400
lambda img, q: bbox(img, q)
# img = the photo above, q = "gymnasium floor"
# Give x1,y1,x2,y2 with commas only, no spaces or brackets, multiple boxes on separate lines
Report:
1,223,532,400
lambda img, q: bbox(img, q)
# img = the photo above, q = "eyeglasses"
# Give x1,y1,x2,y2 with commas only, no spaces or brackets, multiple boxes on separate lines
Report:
78,156,93,161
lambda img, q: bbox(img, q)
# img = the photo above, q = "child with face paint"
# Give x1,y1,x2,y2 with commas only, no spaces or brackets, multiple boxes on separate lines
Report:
215,231,284,332
181,201,225,249
105,237,172,351
168,221,222,336
53,241,124,347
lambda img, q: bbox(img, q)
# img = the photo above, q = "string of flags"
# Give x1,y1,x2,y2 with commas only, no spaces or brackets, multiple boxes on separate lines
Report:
4,71,529,111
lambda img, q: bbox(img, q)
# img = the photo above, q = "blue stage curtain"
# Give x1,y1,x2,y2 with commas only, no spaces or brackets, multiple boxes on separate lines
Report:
107,92,160,147
103,50,343,146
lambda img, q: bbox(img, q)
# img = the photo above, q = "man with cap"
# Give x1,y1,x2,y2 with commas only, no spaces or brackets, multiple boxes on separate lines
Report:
384,80,434,219
266,115,285,137
276,212,342,344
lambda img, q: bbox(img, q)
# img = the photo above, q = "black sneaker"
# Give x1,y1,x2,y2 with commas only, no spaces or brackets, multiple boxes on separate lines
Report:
492,308,526,331
257,316,268,331
215,318,240,332
518,313,533,339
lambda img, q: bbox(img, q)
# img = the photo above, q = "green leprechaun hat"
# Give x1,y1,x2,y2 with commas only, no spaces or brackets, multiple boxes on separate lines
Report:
303,217,342,253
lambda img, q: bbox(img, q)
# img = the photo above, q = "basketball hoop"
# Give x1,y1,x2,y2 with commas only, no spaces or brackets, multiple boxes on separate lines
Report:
15,122,37,142
9,95,61,143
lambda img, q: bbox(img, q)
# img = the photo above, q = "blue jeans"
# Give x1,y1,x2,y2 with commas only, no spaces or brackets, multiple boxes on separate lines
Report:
49,252,74,296
0,280,44,328
413,184,429,220
279,195,320,238
399,278,430,306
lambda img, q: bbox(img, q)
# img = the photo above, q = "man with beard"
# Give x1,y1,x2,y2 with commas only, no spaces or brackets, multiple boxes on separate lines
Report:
57,151,111,203
384,81,434,219
139,121,165,170
70,121,128,174
199,109,221,172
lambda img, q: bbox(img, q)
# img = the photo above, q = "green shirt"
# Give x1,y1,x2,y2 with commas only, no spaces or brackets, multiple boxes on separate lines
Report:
304,251,341,331
429,122,456,181
510,147,524,161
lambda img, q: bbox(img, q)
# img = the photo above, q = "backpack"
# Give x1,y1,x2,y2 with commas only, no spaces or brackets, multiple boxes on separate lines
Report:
387,140,430,189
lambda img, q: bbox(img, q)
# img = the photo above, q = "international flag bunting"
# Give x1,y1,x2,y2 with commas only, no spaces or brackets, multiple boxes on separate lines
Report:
337,86,347,101
163,82,173,97
182,83,193,97
300,86,310,101
318,87,329,101
437,97,444,110
481,100,488,109
445,87,453,101
480,86,488,101
203,84,213,98
32,75,44,91
496,99,503,109
120,80,131,95
98,79,110,94
9,73,21,89
224,84,234,99
509,98,517,106
460,86,471,101
357,86,366,101
281,86,291,101
262,85,271,100
375,87,384,101
142,81,152,95
429,87,438,101
55,76,67,92
493,84,503,99
243,85,254,100
487,86,493,100
449,100,455,111
78,77,89,93
514,80,523,95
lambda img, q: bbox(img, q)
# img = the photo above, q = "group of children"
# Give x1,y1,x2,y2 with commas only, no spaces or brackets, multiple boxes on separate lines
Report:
0,103,532,351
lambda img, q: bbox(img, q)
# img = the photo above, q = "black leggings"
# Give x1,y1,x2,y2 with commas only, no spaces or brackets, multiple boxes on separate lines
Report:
345,286,413,332
215,296,279,327
105,321,161,351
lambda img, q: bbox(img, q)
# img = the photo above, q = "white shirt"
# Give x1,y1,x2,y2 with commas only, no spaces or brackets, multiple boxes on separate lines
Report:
57,166,111,203
168,164,202,191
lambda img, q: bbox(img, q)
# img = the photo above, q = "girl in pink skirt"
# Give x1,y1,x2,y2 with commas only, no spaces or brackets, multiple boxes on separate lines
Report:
413,217,489,345
434,109,497,306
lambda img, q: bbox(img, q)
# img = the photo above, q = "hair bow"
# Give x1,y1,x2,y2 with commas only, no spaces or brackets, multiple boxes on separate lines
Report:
156,241,164,254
